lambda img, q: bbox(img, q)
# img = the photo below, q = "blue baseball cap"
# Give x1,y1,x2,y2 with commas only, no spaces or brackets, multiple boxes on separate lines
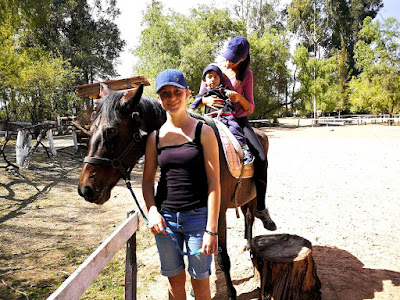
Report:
202,64,223,81
156,69,188,93
223,36,250,63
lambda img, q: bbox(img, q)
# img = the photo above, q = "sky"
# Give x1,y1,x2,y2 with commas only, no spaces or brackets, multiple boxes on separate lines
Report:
114,0,400,79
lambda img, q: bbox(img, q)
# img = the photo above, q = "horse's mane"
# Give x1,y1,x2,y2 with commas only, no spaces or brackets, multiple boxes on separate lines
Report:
95,91,216,136
137,96,166,132
95,91,166,132
96,91,125,124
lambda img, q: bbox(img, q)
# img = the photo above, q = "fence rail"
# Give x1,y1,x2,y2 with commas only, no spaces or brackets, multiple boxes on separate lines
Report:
316,117,400,126
47,211,140,300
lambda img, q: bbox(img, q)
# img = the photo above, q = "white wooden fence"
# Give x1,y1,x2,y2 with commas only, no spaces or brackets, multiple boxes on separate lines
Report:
47,211,140,300
316,116,400,126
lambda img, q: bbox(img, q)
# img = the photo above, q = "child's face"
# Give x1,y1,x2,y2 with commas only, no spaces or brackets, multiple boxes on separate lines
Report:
204,71,221,89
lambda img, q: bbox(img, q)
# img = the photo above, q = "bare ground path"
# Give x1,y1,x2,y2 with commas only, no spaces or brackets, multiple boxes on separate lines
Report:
1,125,399,299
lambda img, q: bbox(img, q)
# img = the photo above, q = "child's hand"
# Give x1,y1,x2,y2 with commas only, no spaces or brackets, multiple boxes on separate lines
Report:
203,95,225,108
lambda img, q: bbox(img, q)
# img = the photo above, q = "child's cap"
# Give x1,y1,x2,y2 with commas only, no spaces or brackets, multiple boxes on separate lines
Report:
202,64,223,81
223,36,250,63
156,69,188,93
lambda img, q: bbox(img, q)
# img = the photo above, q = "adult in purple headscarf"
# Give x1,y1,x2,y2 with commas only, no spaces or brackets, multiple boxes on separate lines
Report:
196,36,277,230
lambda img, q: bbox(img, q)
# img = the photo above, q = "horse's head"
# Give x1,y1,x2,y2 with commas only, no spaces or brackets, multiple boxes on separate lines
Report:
78,84,148,204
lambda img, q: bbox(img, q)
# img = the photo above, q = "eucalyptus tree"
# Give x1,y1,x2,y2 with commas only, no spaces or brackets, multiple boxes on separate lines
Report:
292,44,341,115
287,0,383,76
349,17,400,117
323,0,383,75
248,30,290,117
232,0,285,37
26,0,125,84
286,0,325,57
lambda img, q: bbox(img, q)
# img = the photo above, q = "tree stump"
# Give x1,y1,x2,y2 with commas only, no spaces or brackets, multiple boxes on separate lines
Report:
250,234,321,300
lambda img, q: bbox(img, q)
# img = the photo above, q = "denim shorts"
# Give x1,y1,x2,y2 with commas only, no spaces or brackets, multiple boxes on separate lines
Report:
154,207,212,279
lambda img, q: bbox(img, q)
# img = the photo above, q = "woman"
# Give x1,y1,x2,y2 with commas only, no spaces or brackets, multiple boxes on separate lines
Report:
142,69,220,299
196,36,276,231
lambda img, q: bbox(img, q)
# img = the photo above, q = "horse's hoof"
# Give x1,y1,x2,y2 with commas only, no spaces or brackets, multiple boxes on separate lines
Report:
255,209,277,231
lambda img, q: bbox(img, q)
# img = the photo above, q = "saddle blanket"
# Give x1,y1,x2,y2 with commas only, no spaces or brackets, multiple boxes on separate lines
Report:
214,119,254,179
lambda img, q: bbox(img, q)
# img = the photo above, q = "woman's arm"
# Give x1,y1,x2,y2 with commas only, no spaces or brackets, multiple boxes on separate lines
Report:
223,69,254,114
225,90,251,112
142,131,166,235
200,124,220,255
241,69,255,114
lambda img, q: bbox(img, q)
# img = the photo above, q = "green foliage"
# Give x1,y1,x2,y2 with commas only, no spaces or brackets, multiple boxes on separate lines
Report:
27,0,125,84
287,0,383,76
248,30,290,118
133,1,291,117
336,37,351,112
0,36,78,123
287,0,325,52
2,0,398,123
133,1,244,97
0,0,124,122
232,0,285,37
350,17,400,116
292,44,341,115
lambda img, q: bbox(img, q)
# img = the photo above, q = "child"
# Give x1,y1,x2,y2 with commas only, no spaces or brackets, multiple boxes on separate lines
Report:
190,64,254,164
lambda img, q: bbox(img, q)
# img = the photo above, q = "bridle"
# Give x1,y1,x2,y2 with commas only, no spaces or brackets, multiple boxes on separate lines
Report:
83,112,147,180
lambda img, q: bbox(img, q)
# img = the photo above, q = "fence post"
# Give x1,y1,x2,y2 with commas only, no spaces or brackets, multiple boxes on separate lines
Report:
125,211,137,300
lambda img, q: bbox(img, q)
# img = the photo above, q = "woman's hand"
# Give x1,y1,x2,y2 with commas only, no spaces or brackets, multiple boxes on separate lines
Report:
148,206,167,235
202,95,225,110
201,232,219,255
225,90,241,103
225,90,251,111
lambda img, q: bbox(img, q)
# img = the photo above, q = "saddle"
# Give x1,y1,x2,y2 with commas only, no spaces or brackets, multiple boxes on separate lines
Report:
214,119,254,179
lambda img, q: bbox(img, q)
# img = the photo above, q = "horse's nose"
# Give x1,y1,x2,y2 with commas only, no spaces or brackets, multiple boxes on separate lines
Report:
78,185,95,202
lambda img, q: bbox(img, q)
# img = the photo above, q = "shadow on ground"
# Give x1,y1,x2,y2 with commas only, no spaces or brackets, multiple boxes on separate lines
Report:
211,245,400,300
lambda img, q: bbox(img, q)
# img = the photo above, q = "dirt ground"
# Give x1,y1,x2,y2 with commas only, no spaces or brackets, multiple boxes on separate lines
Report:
1,124,400,299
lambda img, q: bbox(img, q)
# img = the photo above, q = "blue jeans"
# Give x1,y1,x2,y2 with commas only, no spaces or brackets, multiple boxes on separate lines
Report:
154,207,212,279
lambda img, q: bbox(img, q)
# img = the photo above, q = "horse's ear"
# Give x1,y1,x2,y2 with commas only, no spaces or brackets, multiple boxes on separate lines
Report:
120,83,144,112
99,83,110,98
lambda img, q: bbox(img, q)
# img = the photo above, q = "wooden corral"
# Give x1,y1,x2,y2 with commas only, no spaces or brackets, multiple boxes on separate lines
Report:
75,76,150,99
72,75,151,149
47,211,140,300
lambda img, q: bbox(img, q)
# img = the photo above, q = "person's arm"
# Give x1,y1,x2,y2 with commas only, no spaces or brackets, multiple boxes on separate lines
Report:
142,131,167,235
200,124,220,255
225,90,251,112
189,94,204,110
222,70,254,113
241,69,255,114
198,81,225,109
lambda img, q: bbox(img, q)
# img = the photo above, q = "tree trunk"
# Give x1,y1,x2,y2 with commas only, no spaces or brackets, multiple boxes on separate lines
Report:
250,234,321,300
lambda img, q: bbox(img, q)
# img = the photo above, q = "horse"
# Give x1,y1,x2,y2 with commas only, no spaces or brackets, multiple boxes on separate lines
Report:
78,84,271,299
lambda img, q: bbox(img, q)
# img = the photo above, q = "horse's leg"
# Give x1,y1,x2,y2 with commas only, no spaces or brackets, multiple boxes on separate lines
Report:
241,199,256,251
217,212,237,300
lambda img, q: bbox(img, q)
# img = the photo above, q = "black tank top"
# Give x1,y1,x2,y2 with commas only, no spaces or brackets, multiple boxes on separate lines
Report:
155,122,209,211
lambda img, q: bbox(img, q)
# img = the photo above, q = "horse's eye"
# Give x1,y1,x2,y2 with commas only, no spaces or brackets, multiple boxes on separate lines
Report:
106,128,116,135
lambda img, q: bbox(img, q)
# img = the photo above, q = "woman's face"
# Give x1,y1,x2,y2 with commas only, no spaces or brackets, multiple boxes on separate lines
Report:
157,85,190,113
224,57,245,69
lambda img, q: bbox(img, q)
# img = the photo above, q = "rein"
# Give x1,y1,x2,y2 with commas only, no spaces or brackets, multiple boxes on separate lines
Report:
84,111,204,256
125,179,203,256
